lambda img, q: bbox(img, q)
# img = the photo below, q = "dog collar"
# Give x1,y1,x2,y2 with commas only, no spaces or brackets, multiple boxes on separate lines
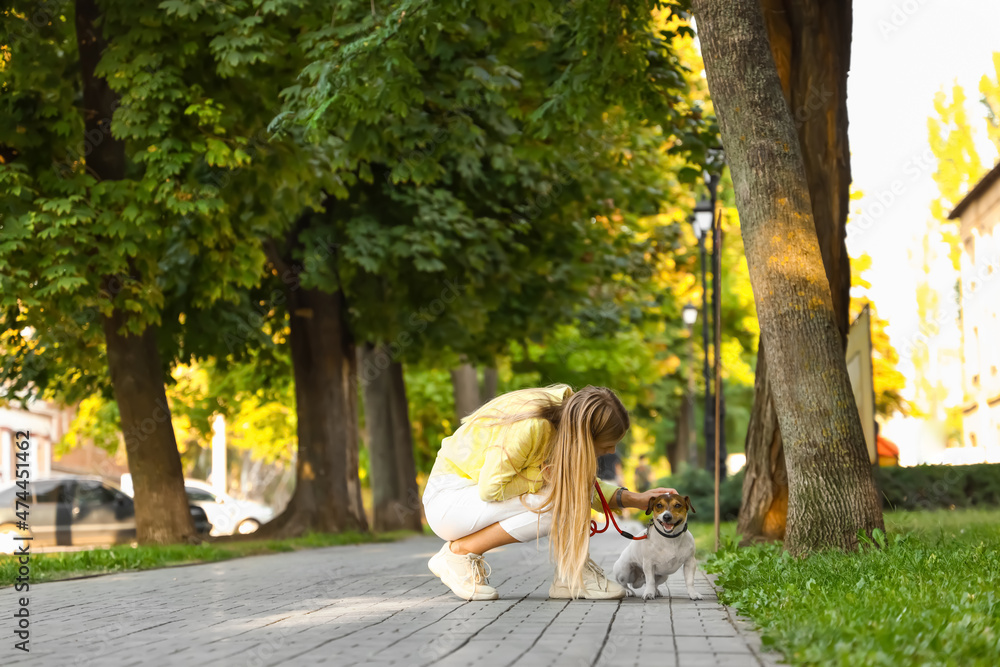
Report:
651,521,687,539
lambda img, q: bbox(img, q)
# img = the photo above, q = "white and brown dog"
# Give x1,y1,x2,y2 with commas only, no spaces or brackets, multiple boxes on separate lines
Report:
612,493,702,600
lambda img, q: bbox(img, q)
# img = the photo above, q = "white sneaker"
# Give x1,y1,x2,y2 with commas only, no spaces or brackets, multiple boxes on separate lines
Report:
428,542,499,601
548,556,627,600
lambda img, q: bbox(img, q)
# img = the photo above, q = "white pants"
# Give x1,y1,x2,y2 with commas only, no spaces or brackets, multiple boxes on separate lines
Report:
422,474,553,543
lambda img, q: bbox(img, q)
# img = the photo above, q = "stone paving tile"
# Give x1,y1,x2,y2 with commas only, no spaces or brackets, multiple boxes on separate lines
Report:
0,530,784,666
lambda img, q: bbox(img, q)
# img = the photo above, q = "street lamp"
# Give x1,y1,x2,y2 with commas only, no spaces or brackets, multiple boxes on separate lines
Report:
703,163,728,554
692,199,714,242
681,303,698,327
689,197,713,473
691,158,727,552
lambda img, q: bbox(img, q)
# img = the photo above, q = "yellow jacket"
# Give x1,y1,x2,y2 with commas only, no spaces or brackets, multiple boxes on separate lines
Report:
428,384,621,512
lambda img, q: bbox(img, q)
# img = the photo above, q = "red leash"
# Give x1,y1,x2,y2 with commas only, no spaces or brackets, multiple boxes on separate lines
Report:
590,480,647,540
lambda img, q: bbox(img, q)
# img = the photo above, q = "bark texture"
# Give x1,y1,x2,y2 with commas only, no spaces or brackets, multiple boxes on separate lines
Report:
360,343,422,532
263,285,368,536
693,0,883,554
481,367,499,403
102,310,197,544
738,345,788,542
78,0,195,544
669,394,694,473
739,0,854,544
450,362,481,421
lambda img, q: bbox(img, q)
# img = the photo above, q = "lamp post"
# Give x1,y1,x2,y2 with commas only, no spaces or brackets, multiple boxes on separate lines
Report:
694,161,727,553
695,174,728,483
691,199,713,470
681,303,699,468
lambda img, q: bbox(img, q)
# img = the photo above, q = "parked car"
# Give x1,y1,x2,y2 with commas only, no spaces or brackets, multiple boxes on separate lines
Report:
119,475,273,537
183,479,274,536
0,475,212,553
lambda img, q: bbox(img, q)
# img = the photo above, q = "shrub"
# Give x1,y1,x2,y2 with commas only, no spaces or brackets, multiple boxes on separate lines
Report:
874,463,1000,511
653,466,744,522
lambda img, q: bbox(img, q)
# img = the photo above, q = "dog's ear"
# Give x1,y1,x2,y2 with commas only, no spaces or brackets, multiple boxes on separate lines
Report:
645,496,656,516
684,495,696,514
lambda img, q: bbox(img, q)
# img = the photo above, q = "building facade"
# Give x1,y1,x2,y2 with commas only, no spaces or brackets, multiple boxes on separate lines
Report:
0,397,67,485
950,162,1000,461
1,397,128,486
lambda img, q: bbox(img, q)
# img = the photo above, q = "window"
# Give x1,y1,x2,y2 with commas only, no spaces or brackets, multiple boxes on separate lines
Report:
186,488,217,503
73,481,117,508
34,480,69,503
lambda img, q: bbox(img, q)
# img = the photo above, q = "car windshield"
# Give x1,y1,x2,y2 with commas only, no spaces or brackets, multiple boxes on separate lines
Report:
34,479,69,503
186,488,217,502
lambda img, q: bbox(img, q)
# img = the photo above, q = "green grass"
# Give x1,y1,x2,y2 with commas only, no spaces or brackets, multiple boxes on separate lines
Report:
684,518,738,554
0,530,418,585
705,509,1000,666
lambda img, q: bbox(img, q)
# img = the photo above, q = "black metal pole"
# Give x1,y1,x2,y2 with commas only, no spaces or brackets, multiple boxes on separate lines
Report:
709,175,727,480
704,174,719,475
699,233,711,470
712,190,724,551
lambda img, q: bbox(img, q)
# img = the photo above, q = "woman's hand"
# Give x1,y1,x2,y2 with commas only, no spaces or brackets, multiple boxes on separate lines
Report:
620,487,678,511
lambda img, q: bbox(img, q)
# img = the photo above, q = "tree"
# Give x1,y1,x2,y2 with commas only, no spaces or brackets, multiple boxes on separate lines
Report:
2,0,359,540
692,0,884,554
906,71,1000,446
267,0,712,535
1,0,213,543
359,343,421,532
737,0,855,544
450,362,482,422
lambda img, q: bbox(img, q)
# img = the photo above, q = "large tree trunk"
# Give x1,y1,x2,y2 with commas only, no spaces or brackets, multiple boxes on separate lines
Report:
102,309,197,544
263,286,367,536
360,343,422,532
481,367,499,403
738,0,854,543
737,345,788,542
669,396,693,474
388,359,422,528
450,362,481,421
77,0,195,544
693,0,883,554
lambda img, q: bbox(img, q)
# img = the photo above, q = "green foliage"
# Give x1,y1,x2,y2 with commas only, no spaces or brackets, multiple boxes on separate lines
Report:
0,0,331,403
401,364,457,474
2,0,725,503
706,510,1000,666
874,463,1000,511
653,466,743,521
59,395,122,456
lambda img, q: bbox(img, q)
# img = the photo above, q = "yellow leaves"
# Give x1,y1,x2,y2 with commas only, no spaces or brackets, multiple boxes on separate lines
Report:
659,354,682,375
979,52,1000,152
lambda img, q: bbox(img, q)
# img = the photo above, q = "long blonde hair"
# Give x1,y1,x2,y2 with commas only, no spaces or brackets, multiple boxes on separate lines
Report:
464,384,631,595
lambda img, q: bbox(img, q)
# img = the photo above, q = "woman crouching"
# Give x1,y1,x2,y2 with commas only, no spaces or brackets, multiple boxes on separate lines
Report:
422,384,673,600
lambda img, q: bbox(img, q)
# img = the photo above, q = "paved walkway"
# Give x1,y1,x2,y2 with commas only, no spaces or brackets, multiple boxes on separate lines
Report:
2,528,781,666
